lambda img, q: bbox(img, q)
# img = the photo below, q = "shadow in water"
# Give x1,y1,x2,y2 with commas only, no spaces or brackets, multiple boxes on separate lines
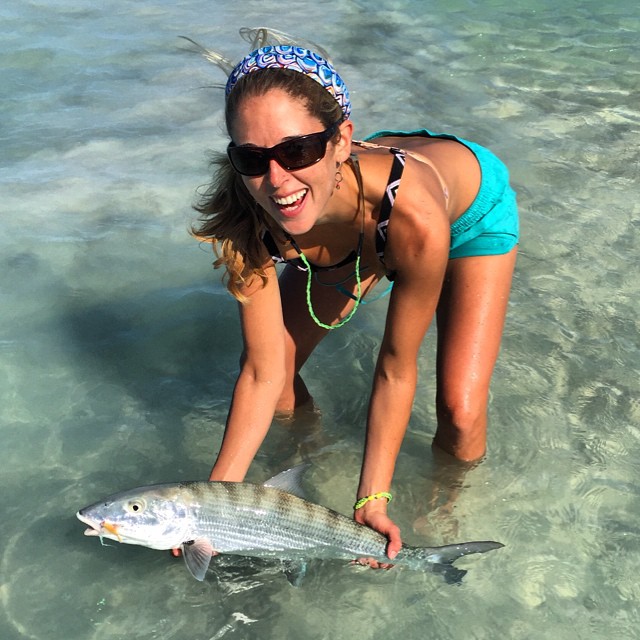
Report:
60,280,240,473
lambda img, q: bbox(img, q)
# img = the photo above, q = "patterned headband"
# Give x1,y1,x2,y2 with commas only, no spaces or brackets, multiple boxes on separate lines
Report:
225,45,351,119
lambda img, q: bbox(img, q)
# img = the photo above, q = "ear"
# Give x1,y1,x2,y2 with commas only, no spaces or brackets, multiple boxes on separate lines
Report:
334,119,354,163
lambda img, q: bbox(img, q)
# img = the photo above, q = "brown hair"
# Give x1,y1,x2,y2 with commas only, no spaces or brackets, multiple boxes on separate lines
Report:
192,68,344,301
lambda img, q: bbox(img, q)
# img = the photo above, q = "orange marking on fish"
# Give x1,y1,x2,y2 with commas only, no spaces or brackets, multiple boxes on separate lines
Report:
101,521,123,542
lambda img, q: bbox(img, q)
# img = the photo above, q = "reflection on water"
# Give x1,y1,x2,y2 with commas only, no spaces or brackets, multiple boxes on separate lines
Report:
1,0,640,638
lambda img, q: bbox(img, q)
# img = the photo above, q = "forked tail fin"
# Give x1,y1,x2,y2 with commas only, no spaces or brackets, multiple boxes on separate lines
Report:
429,541,504,564
402,541,504,584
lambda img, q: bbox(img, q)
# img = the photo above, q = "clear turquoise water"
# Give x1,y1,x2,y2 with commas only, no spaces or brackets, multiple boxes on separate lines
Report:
1,1,639,638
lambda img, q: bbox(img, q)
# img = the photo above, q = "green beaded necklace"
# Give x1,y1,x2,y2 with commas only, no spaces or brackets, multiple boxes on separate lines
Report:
289,155,366,331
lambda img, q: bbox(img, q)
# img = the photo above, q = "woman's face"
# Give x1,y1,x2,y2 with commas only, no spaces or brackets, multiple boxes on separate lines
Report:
229,88,352,236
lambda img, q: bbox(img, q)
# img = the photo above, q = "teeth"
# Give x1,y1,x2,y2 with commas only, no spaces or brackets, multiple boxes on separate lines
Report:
273,190,306,206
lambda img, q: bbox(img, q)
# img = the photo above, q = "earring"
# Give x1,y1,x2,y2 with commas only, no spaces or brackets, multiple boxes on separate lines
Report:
335,163,344,190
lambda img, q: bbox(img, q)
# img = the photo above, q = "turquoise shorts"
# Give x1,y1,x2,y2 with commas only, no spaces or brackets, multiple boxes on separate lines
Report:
365,129,519,259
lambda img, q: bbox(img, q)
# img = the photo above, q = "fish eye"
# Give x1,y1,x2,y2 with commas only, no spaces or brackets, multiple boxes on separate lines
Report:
126,499,146,514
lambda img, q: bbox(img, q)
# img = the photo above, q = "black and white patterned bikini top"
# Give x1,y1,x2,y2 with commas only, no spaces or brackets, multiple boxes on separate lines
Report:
367,144,406,273
261,144,407,277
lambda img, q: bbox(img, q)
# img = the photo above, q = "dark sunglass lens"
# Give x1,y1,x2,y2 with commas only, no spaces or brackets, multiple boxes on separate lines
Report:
228,122,338,176
228,147,268,176
277,136,325,170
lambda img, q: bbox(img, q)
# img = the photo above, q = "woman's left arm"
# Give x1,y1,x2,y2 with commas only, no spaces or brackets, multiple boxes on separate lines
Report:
355,175,451,557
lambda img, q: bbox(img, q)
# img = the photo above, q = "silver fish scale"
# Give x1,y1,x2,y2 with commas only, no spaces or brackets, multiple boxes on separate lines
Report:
187,482,389,560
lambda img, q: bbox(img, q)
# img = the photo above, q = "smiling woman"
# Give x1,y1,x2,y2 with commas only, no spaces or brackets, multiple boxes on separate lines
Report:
190,31,519,564
228,88,351,236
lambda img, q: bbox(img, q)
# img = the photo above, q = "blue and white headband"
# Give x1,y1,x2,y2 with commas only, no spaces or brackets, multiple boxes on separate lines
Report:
225,45,352,119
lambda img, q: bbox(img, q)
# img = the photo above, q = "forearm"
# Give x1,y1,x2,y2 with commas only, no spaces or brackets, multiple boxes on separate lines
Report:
209,368,285,482
357,367,417,499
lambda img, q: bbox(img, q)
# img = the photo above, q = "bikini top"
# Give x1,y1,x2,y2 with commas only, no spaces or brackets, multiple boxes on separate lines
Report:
261,141,448,277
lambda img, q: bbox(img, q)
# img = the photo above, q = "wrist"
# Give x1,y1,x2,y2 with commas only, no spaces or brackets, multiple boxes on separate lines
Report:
208,458,250,482
353,491,393,512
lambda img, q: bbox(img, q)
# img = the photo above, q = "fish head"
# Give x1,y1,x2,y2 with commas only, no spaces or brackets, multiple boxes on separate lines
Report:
77,484,195,550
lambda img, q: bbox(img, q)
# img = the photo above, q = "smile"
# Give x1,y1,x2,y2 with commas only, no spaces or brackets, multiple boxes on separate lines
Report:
272,189,307,207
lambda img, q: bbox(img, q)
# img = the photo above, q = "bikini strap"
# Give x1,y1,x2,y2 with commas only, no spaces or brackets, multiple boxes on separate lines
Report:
375,148,406,266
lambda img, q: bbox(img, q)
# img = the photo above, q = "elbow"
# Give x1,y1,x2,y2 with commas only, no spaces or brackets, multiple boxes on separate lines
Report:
261,368,287,395
239,350,287,395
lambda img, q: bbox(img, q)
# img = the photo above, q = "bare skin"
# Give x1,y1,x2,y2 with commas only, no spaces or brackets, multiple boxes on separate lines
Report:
206,89,517,565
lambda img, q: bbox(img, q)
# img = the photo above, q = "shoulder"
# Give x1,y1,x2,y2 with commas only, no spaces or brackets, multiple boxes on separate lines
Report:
235,263,285,337
355,144,442,207
236,255,279,298
354,140,451,207
360,134,481,215
381,160,451,273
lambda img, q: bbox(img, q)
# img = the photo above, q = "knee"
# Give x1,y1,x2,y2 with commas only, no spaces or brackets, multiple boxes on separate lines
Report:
437,397,486,433
434,394,488,461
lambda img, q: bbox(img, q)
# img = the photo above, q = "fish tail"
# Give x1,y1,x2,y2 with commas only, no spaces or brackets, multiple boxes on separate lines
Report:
428,541,505,564
402,541,504,584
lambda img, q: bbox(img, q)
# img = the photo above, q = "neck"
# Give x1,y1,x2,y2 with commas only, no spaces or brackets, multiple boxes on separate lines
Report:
280,155,365,249
323,154,364,225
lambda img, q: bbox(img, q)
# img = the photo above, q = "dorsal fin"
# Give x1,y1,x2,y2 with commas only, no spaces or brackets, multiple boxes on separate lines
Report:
262,464,310,499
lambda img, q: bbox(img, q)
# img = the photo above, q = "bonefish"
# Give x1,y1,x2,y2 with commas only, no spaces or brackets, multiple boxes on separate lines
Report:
77,467,503,584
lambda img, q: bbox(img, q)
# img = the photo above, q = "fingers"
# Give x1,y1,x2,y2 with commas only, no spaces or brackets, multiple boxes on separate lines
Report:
366,513,403,560
386,522,402,560
171,547,219,557
351,557,394,570
352,509,403,568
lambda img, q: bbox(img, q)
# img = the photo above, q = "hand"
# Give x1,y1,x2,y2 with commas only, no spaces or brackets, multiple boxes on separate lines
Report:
171,547,219,558
354,506,402,569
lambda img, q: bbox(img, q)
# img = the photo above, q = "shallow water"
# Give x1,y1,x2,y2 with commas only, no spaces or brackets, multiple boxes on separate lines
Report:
1,0,639,638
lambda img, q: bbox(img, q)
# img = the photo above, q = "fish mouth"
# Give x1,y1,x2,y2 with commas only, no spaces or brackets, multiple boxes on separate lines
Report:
77,511,98,534
76,512,122,541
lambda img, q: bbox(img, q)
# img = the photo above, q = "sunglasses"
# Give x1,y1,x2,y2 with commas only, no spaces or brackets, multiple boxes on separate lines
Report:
227,121,341,176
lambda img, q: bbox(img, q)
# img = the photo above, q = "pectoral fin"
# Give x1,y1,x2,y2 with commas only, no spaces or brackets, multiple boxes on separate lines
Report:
282,559,308,587
182,538,216,581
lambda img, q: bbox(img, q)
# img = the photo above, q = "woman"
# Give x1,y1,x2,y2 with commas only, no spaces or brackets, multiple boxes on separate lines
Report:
192,42,518,562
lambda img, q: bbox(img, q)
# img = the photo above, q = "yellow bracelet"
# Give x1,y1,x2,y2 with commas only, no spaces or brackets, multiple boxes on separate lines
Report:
353,492,393,510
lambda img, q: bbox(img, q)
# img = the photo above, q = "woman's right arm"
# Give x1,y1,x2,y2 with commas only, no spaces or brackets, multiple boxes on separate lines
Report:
208,264,287,482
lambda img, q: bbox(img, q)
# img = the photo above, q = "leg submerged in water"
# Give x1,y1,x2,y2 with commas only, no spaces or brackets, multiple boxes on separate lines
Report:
434,249,517,460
